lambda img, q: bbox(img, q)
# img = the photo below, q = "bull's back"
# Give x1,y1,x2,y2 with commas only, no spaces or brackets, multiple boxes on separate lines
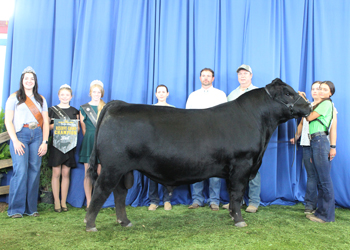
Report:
96,101,265,185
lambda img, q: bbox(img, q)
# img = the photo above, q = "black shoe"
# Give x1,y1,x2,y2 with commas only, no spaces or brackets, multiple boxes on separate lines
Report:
62,207,68,212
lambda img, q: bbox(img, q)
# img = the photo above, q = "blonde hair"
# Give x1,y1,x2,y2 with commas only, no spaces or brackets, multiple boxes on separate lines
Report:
90,84,106,118
58,87,73,95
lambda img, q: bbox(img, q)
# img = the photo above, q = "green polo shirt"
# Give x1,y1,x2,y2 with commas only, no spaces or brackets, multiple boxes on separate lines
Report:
309,100,333,135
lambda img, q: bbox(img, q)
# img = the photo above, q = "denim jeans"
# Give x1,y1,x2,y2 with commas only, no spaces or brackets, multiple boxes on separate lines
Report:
7,127,43,217
191,177,221,206
303,146,318,210
148,179,170,205
246,171,261,208
310,134,335,222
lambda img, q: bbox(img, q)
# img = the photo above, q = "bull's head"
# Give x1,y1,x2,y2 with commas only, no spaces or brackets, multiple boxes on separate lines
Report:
265,78,312,119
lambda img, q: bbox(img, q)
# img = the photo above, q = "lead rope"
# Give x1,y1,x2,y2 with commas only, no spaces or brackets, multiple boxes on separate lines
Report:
268,118,298,168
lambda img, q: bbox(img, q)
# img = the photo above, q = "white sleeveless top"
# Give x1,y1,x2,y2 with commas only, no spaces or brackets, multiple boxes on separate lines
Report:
300,118,310,146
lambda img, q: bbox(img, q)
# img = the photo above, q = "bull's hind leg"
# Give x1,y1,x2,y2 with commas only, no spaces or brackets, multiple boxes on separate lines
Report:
85,175,121,232
113,179,132,227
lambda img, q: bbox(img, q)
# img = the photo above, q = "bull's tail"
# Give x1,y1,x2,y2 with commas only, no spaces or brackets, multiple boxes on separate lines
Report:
87,100,135,189
88,142,99,185
87,101,112,184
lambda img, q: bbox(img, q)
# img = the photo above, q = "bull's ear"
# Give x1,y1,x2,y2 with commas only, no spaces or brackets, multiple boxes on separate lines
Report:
271,78,283,85
266,78,284,99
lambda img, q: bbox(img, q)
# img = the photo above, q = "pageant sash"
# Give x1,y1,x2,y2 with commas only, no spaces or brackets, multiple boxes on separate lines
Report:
24,96,43,129
51,105,70,120
81,103,97,127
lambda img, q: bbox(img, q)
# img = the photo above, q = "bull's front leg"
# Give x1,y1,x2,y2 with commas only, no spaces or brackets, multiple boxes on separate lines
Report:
227,170,250,227
228,191,247,227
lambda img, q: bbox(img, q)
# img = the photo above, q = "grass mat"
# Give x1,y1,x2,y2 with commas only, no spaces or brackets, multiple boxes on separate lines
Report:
1,203,349,249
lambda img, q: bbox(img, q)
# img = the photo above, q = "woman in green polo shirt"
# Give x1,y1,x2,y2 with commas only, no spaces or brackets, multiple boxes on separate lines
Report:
305,81,336,223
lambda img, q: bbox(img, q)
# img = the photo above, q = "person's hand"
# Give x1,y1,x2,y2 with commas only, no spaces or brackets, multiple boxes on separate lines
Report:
38,143,48,157
290,138,295,144
13,139,25,155
298,91,307,101
329,148,336,161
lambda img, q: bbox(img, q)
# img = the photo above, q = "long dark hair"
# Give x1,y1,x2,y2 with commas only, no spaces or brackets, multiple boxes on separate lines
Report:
16,72,43,107
313,81,335,110
156,84,169,93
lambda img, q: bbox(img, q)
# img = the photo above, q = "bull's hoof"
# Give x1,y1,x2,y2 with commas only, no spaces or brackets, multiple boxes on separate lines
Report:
117,219,133,227
84,218,87,224
235,221,248,227
86,227,98,232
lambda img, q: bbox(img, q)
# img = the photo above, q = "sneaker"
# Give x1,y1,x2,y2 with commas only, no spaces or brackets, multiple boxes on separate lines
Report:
304,209,316,215
148,204,158,211
210,204,219,211
222,203,229,210
245,205,258,213
188,203,200,209
306,214,326,223
164,202,172,211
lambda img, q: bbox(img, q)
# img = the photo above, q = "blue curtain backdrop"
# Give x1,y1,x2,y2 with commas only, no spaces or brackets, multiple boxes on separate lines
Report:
1,0,349,209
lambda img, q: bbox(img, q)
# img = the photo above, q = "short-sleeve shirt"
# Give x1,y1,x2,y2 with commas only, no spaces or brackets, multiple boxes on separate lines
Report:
5,94,48,132
309,100,333,135
227,84,258,101
186,86,227,109
48,106,79,122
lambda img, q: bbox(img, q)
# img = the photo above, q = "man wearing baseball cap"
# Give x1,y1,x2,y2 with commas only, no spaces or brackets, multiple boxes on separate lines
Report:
223,64,261,213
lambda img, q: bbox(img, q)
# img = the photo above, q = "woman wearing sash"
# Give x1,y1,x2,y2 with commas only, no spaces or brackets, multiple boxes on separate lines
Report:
302,81,337,223
48,84,79,212
148,85,175,211
5,66,50,218
79,80,105,209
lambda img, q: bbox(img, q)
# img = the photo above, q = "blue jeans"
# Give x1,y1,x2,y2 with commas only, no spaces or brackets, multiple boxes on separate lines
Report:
310,134,335,222
191,177,221,206
246,171,261,208
303,146,318,210
7,127,43,217
148,179,170,205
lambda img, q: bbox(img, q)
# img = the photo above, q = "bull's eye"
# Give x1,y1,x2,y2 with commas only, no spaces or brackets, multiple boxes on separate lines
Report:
285,92,290,96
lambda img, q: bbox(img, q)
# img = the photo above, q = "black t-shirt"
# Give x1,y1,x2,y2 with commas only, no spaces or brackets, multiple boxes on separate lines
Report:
48,106,79,123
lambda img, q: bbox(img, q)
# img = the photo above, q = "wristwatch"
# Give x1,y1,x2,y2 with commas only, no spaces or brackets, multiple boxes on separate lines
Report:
330,145,336,149
42,140,48,144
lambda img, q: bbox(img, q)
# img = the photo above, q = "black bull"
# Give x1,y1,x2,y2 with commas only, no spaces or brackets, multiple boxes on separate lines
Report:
84,78,311,232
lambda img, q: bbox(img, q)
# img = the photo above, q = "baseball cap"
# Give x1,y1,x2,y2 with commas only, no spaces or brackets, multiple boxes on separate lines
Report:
237,64,252,74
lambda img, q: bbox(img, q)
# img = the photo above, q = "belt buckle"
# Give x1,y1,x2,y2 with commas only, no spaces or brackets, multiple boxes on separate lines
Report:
308,133,311,141
28,122,37,129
